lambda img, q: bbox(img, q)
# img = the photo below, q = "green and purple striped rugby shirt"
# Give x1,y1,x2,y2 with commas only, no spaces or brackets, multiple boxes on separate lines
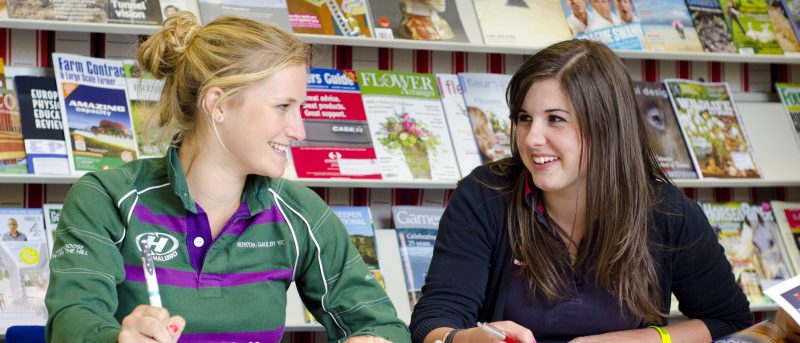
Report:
45,147,410,343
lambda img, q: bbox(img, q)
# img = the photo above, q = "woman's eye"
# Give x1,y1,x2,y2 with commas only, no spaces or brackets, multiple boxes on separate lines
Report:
277,104,289,112
549,115,565,123
517,114,532,123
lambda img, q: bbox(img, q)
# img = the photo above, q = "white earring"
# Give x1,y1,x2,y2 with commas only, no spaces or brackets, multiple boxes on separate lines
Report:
214,115,224,123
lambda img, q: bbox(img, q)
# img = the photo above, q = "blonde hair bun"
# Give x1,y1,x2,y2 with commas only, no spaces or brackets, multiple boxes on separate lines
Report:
138,11,202,79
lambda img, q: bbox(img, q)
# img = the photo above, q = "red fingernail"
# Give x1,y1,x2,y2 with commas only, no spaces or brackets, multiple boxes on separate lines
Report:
169,324,178,333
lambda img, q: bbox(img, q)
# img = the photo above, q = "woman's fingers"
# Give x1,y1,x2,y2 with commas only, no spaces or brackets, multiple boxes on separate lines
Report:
119,305,176,343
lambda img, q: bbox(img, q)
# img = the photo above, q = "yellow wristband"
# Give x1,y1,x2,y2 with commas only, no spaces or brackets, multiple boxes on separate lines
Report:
648,325,671,343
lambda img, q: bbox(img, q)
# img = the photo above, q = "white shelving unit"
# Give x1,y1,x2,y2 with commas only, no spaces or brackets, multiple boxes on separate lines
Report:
2,18,800,63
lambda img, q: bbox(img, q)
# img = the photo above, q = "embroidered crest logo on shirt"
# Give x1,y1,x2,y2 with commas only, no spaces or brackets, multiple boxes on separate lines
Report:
135,232,179,261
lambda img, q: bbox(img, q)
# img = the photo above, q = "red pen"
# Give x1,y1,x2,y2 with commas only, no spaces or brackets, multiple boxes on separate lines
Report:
477,322,521,343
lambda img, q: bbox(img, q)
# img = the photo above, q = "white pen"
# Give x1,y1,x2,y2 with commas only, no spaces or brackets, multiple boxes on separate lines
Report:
139,240,162,307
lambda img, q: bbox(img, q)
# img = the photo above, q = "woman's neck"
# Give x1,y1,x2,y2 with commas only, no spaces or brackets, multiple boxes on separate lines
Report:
542,186,587,251
179,144,245,212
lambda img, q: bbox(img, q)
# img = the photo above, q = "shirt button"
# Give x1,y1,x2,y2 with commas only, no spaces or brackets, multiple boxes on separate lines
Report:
193,237,205,247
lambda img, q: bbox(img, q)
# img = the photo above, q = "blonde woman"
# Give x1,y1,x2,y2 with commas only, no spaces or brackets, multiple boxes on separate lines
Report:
45,12,409,343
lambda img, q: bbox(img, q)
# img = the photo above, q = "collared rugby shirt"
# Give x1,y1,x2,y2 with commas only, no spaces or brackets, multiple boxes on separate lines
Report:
46,147,410,343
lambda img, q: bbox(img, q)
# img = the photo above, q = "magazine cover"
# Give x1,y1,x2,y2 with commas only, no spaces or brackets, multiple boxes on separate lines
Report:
458,73,512,163
393,205,443,309
197,0,291,30
53,53,139,174
786,0,800,42
632,81,698,179
0,69,26,175
14,76,69,175
159,0,200,20
701,202,791,305
0,208,49,333
776,83,800,149
106,0,162,25
358,69,461,182
370,0,471,42
436,74,482,177
292,68,381,179
331,206,380,271
769,0,800,52
718,0,783,54
123,60,170,158
712,320,786,343
42,203,63,254
560,0,649,50
686,0,738,52
664,79,761,178
771,201,800,276
8,0,107,22
472,0,572,47
635,0,705,52
287,0,374,37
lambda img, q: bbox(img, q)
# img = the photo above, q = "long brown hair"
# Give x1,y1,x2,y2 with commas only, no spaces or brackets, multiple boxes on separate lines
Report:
493,39,669,323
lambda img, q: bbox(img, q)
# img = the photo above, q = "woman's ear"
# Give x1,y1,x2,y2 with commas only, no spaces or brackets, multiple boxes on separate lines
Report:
202,86,224,118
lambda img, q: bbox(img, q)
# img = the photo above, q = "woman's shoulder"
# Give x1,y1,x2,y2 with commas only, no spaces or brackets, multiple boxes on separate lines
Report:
72,157,169,198
650,180,711,242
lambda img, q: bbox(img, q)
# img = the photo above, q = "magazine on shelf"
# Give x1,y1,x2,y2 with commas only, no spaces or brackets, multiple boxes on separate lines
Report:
159,0,200,20
768,0,800,52
287,0,374,37
0,61,26,175
664,79,760,179
631,81,698,179
560,0,648,50
776,83,800,150
369,0,472,42
8,0,107,22
701,202,791,305
14,76,69,175
718,0,783,54
197,0,291,30
52,53,139,175
357,69,461,182
331,206,381,271
123,60,170,158
785,0,800,43
771,201,800,276
472,0,572,47
436,74,482,178
635,0,705,52
686,0,738,52
393,205,443,309
765,275,800,327
42,203,63,254
106,0,163,25
292,68,381,179
0,208,49,334
458,73,512,163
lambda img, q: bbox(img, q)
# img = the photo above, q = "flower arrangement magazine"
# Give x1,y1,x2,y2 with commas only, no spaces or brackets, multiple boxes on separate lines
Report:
357,69,460,182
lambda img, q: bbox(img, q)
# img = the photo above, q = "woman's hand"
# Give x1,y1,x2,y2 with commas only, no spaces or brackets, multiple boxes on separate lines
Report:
345,336,393,343
568,328,660,343
452,321,535,343
776,308,800,342
119,305,186,343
